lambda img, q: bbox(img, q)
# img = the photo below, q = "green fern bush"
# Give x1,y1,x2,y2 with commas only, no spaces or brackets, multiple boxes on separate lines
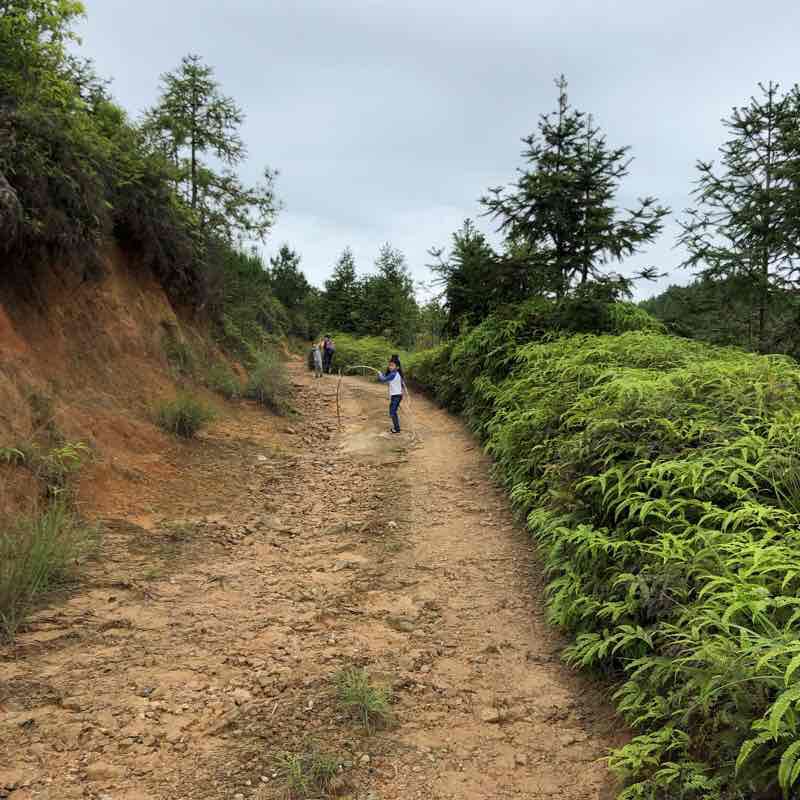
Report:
409,319,800,800
327,334,407,376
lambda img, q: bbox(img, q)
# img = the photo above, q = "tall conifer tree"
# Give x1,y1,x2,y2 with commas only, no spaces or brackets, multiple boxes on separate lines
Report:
680,82,800,351
483,76,668,298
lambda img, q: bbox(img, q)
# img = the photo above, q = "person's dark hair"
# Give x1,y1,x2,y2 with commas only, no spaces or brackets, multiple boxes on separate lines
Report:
391,353,404,379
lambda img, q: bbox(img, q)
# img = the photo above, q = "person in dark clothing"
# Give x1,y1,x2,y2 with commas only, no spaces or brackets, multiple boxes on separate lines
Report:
322,335,336,373
377,358,403,434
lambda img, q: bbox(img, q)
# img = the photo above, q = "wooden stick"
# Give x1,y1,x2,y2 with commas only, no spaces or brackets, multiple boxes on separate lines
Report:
336,369,343,429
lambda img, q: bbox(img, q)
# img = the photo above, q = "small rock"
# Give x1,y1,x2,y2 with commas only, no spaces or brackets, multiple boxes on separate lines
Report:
85,761,124,782
232,688,252,705
479,707,501,724
359,754,371,765
515,753,528,767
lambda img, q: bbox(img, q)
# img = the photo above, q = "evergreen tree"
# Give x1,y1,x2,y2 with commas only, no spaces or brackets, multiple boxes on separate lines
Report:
482,76,668,298
268,244,310,310
143,54,278,243
360,243,419,346
323,248,361,332
429,219,498,333
680,82,800,351
416,298,447,348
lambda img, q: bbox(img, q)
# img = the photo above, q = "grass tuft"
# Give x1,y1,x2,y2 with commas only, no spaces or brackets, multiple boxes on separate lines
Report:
162,331,196,377
0,500,97,641
273,747,340,798
335,667,394,732
155,394,215,438
245,349,292,414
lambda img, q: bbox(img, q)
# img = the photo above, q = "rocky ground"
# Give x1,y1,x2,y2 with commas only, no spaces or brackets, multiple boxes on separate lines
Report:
0,361,626,800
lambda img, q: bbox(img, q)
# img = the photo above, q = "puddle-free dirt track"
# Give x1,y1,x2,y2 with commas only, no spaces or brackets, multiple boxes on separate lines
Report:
1,361,625,800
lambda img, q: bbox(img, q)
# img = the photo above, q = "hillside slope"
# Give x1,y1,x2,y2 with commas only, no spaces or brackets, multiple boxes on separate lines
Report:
0,246,237,517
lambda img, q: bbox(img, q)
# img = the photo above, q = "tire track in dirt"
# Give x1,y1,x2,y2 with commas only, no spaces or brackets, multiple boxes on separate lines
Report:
1,361,625,800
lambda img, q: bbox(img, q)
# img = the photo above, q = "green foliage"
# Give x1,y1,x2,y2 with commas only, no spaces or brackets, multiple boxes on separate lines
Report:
211,247,288,360
320,245,420,346
329,334,406,376
244,349,291,414
155,394,215,438
142,53,279,243
161,328,196,377
411,310,800,799
205,362,242,400
0,3,204,298
323,248,361,333
429,219,498,334
643,276,800,359
482,76,668,300
358,243,419,347
680,82,800,352
0,499,96,641
273,747,340,798
335,667,394,732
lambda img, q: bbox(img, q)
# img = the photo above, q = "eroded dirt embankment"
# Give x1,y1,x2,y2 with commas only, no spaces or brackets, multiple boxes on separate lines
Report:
0,245,233,518
1,360,625,800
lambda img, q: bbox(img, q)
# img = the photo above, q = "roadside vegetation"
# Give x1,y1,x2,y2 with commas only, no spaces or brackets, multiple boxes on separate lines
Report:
404,74,800,800
155,394,216,438
335,667,394,732
0,389,95,642
410,314,800,798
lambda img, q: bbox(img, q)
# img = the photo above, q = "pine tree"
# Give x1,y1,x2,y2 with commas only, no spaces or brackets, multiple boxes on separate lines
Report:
429,219,498,332
142,54,278,242
680,82,800,351
360,243,419,346
482,76,668,299
323,248,361,332
268,244,310,310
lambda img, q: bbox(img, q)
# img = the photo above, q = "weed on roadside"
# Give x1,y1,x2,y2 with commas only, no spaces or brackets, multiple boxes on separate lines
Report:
206,362,242,400
335,667,394,732
273,746,341,798
245,349,292,414
162,330,196,377
155,394,215,438
0,500,98,641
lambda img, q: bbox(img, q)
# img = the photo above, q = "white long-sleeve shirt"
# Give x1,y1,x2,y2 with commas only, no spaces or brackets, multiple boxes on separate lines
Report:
378,369,403,396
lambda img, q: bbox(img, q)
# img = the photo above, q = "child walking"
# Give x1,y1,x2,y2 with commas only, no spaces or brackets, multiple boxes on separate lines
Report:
377,357,403,434
312,342,324,378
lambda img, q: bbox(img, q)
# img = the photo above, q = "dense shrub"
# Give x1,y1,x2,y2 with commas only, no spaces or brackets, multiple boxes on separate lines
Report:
410,320,800,799
155,394,215,438
244,350,291,413
328,334,407,376
0,500,95,641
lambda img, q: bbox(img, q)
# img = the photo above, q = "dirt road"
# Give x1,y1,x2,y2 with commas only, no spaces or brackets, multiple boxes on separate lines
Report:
1,362,624,800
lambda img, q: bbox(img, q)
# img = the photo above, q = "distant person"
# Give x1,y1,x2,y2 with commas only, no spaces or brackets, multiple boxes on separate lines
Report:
322,335,336,373
312,342,323,378
377,357,403,434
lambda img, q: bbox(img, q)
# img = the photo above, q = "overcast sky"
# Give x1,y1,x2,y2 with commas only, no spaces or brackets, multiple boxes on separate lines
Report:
78,0,800,299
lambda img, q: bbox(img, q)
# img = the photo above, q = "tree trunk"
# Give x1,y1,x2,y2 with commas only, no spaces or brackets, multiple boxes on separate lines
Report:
190,83,198,210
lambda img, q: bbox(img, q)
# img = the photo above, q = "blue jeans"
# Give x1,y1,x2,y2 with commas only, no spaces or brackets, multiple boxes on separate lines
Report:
389,394,402,432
